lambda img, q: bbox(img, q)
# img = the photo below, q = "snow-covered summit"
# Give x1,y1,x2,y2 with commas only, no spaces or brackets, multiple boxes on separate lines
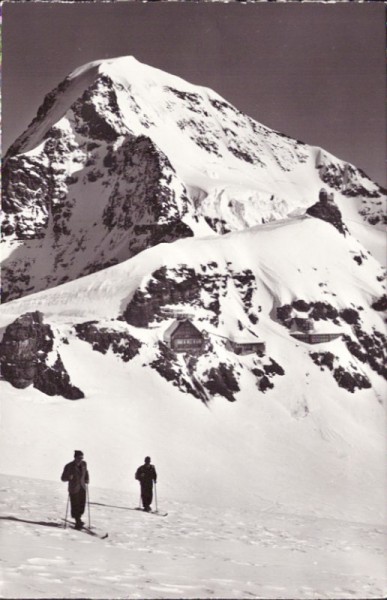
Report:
7,55,212,158
2,56,385,301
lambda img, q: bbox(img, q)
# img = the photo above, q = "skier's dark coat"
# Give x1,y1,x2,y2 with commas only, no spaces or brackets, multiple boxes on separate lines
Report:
135,463,157,510
61,460,89,520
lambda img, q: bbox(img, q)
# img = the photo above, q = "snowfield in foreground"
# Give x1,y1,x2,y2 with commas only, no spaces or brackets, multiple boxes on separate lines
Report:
1,474,386,600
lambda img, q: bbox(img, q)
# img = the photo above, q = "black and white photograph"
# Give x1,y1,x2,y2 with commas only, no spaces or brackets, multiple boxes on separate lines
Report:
0,2,386,598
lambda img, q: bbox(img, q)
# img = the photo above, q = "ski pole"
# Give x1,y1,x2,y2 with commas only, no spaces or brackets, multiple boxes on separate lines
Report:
154,482,158,512
86,484,91,528
64,494,70,529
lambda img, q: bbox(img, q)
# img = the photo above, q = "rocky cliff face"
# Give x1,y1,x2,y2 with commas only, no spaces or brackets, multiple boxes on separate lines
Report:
316,150,386,227
2,116,193,302
74,321,142,362
120,261,285,402
0,312,84,399
2,155,55,239
123,264,258,328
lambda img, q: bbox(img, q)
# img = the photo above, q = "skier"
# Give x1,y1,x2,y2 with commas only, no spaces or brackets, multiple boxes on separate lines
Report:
61,450,89,529
135,456,157,512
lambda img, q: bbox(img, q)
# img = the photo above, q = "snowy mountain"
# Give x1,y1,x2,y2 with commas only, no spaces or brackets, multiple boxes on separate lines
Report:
0,54,386,573
2,56,385,301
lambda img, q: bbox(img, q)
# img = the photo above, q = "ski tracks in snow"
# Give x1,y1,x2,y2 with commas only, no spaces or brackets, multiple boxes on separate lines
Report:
0,475,386,599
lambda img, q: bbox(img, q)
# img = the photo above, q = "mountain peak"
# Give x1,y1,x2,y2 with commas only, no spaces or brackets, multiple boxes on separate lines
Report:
69,54,139,77
5,54,217,159
2,56,385,303
69,55,164,87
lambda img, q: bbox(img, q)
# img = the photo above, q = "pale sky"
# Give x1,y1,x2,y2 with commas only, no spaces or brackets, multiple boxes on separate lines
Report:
2,2,385,186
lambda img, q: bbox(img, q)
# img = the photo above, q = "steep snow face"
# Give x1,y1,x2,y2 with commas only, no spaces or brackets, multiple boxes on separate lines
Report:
2,56,385,301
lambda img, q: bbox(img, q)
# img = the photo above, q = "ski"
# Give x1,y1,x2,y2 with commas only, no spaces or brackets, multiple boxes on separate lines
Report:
62,520,108,539
135,508,168,517
82,525,109,539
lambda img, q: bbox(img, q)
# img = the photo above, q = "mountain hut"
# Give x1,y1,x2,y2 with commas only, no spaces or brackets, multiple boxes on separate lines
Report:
290,318,342,344
225,330,265,356
291,332,342,344
163,319,205,354
159,307,193,319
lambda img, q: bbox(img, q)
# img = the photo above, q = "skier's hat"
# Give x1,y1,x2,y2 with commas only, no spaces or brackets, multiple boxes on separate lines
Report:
74,450,84,458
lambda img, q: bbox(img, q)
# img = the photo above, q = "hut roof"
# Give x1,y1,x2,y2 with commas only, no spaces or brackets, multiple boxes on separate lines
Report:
291,318,342,335
163,319,203,344
310,320,342,334
228,329,262,344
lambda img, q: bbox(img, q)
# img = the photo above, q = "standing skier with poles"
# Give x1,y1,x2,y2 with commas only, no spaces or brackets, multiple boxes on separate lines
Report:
135,456,157,512
61,450,89,529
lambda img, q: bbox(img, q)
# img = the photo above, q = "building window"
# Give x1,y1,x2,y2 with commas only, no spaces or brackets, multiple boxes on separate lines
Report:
175,338,202,346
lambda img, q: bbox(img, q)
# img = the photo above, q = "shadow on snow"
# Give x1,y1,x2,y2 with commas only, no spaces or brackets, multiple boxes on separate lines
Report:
0,515,63,528
90,501,138,511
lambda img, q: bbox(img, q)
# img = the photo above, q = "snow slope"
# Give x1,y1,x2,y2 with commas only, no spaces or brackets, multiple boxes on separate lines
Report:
1,216,384,321
1,475,386,599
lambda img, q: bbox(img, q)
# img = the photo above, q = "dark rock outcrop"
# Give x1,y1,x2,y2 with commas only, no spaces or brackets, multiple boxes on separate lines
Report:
350,325,387,379
277,300,340,329
101,135,191,233
72,75,123,142
203,363,240,402
124,266,201,327
251,356,285,393
317,160,383,199
0,311,84,399
150,342,207,401
371,294,387,312
310,351,371,393
2,156,55,240
123,264,258,328
306,190,347,235
74,321,142,362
